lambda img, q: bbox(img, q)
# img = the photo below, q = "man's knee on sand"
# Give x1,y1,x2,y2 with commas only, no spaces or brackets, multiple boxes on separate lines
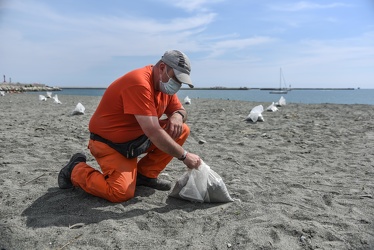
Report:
105,183,136,203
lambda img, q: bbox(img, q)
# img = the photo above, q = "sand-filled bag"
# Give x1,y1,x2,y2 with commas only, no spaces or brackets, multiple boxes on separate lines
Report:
169,161,234,203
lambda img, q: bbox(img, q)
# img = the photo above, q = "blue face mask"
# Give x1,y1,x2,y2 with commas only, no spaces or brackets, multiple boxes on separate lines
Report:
159,69,181,95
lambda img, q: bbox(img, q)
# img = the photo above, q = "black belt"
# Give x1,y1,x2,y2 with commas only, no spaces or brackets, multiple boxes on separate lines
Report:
90,132,113,145
89,132,151,159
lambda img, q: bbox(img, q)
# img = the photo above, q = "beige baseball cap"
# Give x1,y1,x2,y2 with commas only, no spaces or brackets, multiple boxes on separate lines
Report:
161,50,194,88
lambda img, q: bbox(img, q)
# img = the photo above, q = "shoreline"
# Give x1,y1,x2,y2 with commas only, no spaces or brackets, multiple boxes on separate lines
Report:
1,82,359,93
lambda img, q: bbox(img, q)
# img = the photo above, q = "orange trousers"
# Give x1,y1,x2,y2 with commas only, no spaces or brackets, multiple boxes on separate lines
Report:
71,123,190,203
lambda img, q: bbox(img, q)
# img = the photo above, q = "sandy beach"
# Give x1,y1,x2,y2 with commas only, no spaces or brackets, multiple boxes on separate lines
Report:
0,93,373,250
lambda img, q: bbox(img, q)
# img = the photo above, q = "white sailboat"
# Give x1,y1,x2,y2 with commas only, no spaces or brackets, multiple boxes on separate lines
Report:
270,68,289,94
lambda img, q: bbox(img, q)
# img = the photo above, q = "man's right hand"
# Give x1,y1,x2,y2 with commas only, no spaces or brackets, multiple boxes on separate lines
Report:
183,152,201,169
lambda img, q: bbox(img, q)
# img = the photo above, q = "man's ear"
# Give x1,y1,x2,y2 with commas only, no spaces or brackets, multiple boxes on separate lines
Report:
159,62,166,71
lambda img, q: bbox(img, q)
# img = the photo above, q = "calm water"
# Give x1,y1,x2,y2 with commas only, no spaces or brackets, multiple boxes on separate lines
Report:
33,88,374,105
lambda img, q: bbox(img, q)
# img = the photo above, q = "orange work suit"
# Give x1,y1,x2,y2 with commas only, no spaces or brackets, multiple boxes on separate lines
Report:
71,123,190,203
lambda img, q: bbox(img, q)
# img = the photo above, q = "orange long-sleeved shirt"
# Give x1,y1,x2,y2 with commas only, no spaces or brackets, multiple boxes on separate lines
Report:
89,65,182,143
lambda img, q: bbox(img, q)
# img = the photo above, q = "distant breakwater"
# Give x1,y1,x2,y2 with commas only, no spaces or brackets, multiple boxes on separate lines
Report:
0,83,61,93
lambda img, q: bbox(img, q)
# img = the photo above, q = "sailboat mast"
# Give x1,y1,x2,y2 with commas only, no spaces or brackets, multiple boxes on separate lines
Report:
269,67,288,94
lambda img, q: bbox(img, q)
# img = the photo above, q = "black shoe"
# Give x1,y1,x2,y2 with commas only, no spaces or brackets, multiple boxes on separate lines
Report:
58,153,86,189
136,173,171,191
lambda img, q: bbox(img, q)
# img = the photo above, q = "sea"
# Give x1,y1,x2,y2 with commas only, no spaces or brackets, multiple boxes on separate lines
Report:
31,88,374,105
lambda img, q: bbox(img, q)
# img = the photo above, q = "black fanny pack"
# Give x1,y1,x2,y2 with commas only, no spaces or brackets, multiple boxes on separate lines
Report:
90,133,151,159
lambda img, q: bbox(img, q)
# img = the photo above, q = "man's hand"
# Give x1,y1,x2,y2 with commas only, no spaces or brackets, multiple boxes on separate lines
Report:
165,112,184,139
183,152,201,169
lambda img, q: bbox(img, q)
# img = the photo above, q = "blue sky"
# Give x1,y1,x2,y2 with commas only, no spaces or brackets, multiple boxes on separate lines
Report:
0,0,373,88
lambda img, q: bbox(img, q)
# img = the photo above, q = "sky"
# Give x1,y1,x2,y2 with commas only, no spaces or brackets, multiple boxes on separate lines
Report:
0,0,373,89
